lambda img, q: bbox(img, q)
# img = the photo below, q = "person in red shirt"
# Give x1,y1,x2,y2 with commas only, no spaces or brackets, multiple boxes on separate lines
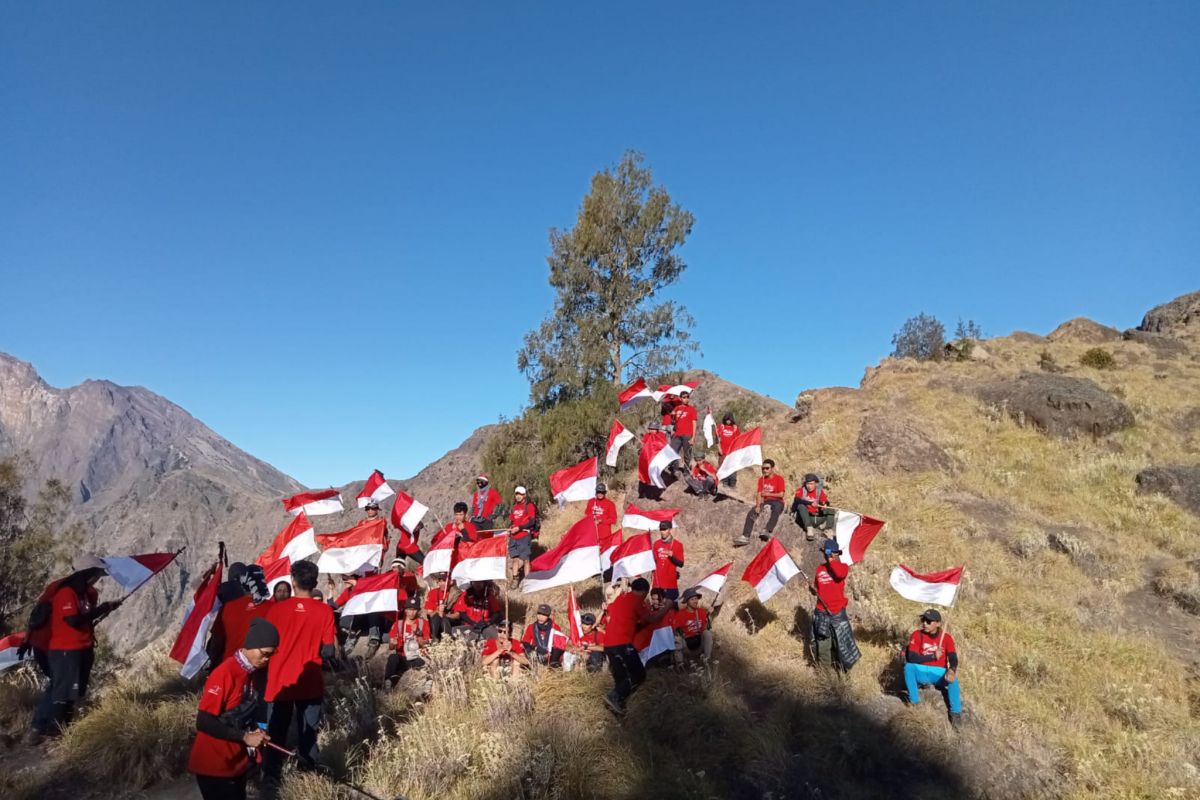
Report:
329,572,387,661
585,483,618,541
736,459,786,546
272,581,292,602
792,473,834,542
188,617,278,800
441,502,480,545
668,390,699,468
904,609,962,725
210,564,274,664
672,588,714,665
651,520,685,603
506,486,539,588
470,475,504,530
572,612,606,673
447,581,503,639
481,621,531,677
262,560,337,791
713,412,740,488
810,539,860,672
423,578,457,641
521,604,565,666
683,456,719,499
385,598,431,687
601,578,672,715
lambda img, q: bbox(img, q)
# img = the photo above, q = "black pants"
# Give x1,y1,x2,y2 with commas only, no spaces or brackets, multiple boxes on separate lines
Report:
722,472,737,488
743,499,784,538
428,613,453,641
264,697,322,781
36,648,94,734
669,434,693,467
341,613,384,652
195,773,248,800
384,653,426,684
605,644,646,706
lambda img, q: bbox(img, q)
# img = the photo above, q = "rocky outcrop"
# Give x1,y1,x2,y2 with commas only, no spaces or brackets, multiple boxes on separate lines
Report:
1136,465,1200,515
1121,329,1189,357
1138,290,1200,337
855,415,956,474
1048,317,1121,344
976,372,1134,438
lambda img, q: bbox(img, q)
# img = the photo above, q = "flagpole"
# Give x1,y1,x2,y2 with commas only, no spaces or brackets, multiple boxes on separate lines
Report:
936,566,962,652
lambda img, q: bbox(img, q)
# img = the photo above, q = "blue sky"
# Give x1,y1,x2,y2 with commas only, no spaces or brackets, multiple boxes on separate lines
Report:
1,3,1196,487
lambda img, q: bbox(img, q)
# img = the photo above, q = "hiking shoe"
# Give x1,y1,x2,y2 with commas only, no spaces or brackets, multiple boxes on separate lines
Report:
602,693,626,717
759,533,769,542
732,536,750,547
949,712,963,729
805,531,814,541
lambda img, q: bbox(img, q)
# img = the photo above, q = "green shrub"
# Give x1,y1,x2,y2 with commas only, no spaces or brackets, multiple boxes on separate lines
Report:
1079,348,1117,370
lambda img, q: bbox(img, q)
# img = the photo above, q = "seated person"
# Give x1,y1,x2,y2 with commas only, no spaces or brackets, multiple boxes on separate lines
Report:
672,588,714,665
683,456,719,498
446,581,502,640
574,613,606,673
904,609,963,727
521,604,565,667
385,598,431,687
481,621,530,678
792,473,835,542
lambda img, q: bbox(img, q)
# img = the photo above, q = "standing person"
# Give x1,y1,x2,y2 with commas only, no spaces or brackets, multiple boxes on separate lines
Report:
792,473,835,542
440,502,480,545
736,459,786,546
713,412,740,487
385,598,431,688
272,582,292,602
187,618,278,800
672,588,714,665
668,390,699,468
904,609,963,726
29,555,116,741
810,539,860,672
585,483,618,542
507,486,539,589
521,604,565,667
470,475,504,531
481,621,531,678
601,578,672,715
651,520,685,603
683,456,719,499
210,566,274,664
262,561,337,797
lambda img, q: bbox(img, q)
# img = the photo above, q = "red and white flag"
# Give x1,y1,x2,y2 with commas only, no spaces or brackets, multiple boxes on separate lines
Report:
340,571,400,617
169,563,223,679
638,616,676,664
262,557,292,594
356,469,395,508
390,491,429,535
619,378,655,410
832,510,886,565
550,457,598,507
257,513,318,566
621,503,681,532
521,517,601,593
889,565,963,607
100,552,180,593
0,632,27,672
315,519,387,575
609,532,655,581
695,562,733,595
600,527,624,571
282,488,343,517
716,427,762,480
605,419,635,467
652,381,700,401
451,535,509,586
566,587,583,646
741,537,800,604
420,526,458,577
638,431,680,489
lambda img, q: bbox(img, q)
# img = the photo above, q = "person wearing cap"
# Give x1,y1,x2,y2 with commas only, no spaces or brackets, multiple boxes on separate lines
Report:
810,539,860,671
447,580,503,639
683,455,719,499
481,620,531,678
507,486,540,588
672,588,715,665
29,554,118,740
188,617,278,800
574,613,607,673
736,459,786,547
668,390,699,468
470,475,504,531
713,412,741,487
385,597,431,687
651,520,685,603
521,604,566,667
585,483,619,541
904,609,962,726
792,473,834,542
422,575,458,641
601,577,674,715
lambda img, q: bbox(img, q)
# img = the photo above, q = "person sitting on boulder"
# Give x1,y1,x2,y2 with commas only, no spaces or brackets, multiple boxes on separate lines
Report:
481,621,530,678
735,459,786,546
521,604,565,667
904,609,962,727
447,580,502,640
385,598,430,688
683,456,719,499
672,588,714,665
792,473,835,542
574,613,607,673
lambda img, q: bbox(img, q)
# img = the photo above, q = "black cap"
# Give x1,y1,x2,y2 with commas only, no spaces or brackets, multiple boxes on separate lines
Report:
596,483,607,493
364,499,380,509
580,613,596,625
682,588,701,602
921,609,942,622
243,618,280,650
659,520,673,530
804,473,819,484
405,597,420,610
536,604,552,616
822,538,842,555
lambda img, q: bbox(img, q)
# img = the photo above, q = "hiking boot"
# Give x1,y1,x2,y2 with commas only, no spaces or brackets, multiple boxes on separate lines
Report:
602,693,626,717
732,536,750,547
759,533,769,542
805,530,814,541
949,712,963,729
364,640,380,661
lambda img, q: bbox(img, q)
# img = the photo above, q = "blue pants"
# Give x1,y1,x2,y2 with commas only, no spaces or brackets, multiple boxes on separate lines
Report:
904,662,961,713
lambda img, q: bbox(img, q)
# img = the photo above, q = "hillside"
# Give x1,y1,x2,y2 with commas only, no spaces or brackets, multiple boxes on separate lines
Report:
3,290,1199,800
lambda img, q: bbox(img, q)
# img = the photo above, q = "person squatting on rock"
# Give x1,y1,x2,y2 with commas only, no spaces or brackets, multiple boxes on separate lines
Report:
672,588,715,665
481,620,531,678
385,597,431,687
521,603,565,667
792,473,835,542
905,608,963,726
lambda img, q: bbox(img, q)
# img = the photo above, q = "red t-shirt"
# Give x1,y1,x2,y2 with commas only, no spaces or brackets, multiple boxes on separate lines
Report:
715,424,739,455
586,498,618,537
906,629,957,669
389,617,431,652
604,592,653,646
440,521,480,544
671,403,698,436
651,537,684,589
794,486,828,513
188,656,254,778
509,501,538,538
692,462,717,480
481,637,524,661
673,607,709,637
471,487,503,519
264,597,336,702
758,474,785,499
451,588,501,625
48,585,98,651
423,585,448,613
521,621,564,652
216,597,274,662
813,561,849,615
579,627,605,648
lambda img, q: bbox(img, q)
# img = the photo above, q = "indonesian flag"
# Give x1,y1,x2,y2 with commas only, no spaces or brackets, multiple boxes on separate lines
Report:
315,519,387,575
550,457,598,508
621,503,681,532
619,378,655,410
566,587,583,646
390,491,429,535
600,528,624,571
741,537,800,604
605,419,635,467
703,411,716,447
451,535,508,586
262,557,292,594
0,633,27,672
169,563,223,679
638,431,680,489
521,517,601,594
282,488,343,517
652,381,700,401
889,565,963,607
716,427,762,480
257,513,318,566
340,572,400,617
832,510,886,565
637,616,676,664
100,552,180,593
609,533,655,581
695,562,733,595
356,469,395,508
420,526,458,577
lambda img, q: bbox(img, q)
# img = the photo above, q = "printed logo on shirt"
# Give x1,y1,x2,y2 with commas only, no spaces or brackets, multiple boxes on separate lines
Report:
207,685,221,696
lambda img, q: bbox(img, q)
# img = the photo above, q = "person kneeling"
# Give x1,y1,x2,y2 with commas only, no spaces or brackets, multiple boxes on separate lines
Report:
672,588,714,666
904,609,963,727
385,598,430,688
481,621,530,678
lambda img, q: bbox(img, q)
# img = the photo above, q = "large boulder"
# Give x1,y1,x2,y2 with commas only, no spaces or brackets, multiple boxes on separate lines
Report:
1121,328,1189,357
1048,317,1121,344
855,415,956,474
977,372,1134,438
1136,465,1200,515
1138,290,1200,337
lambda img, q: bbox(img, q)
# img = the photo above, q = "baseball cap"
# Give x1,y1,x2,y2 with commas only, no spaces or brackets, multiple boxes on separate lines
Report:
921,609,942,622
596,482,608,493
580,613,596,625
364,499,380,509
822,538,842,556
536,604,552,616
515,485,527,495
682,588,701,602
405,597,420,610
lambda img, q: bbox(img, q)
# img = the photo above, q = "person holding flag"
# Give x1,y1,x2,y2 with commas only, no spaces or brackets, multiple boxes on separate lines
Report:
585,483,618,541
506,486,539,588
521,604,566,667
672,588,716,665
652,520,685,603
385,598,431,688
904,609,963,727
713,412,740,487
810,538,860,671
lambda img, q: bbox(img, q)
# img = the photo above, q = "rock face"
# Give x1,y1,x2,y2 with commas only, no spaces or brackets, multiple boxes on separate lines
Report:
1138,290,1200,337
1136,466,1200,515
1048,317,1122,343
977,372,1134,438
855,415,956,474
1122,329,1189,357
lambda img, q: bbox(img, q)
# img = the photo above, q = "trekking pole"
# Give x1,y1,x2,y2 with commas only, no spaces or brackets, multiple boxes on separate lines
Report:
263,741,403,800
